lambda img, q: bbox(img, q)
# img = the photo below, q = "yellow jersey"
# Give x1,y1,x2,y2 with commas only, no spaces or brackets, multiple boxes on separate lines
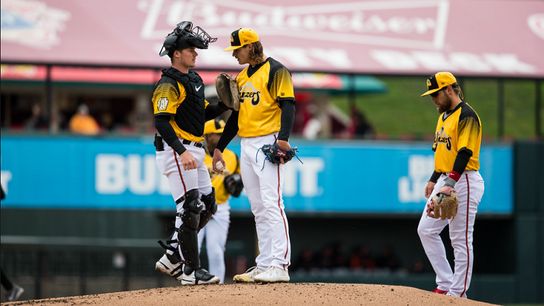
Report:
236,57,295,137
152,69,209,142
204,148,240,204
433,102,482,172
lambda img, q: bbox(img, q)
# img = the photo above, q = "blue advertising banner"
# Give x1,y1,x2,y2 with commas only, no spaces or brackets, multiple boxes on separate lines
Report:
0,136,512,214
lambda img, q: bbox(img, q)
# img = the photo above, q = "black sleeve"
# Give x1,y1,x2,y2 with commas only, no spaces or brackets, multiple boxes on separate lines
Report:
216,111,239,152
278,98,296,141
429,171,441,183
452,148,472,175
205,103,229,120
154,114,186,154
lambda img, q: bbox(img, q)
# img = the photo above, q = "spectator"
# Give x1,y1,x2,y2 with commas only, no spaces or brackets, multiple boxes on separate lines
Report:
410,259,428,274
316,242,346,270
69,104,100,135
24,103,48,130
375,245,401,271
348,245,376,270
347,105,375,139
293,248,316,272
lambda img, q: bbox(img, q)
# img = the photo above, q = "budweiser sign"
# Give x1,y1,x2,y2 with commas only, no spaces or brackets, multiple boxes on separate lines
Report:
140,0,449,49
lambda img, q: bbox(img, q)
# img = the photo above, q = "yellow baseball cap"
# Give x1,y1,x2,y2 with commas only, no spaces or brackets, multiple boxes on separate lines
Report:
204,119,225,135
421,72,458,96
224,28,260,51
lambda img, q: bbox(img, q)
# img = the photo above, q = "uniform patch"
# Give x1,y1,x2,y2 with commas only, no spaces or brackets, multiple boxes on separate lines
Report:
157,97,169,111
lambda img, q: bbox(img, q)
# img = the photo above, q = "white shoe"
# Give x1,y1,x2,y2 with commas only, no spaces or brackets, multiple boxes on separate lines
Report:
7,285,24,301
232,266,266,283
180,267,220,285
254,266,290,283
155,253,183,279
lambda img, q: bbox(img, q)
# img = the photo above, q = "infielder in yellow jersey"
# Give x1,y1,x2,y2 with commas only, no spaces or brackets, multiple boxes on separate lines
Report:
417,72,485,298
152,21,230,286
198,119,243,284
212,28,295,283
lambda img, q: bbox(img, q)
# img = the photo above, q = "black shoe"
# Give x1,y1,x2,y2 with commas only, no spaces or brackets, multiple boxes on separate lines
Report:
180,267,220,285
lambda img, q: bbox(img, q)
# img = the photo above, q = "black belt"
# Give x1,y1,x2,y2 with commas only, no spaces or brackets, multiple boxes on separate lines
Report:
154,134,203,151
181,139,203,148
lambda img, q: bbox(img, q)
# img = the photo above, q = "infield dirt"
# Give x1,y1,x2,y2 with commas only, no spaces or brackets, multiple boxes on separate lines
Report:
5,283,496,305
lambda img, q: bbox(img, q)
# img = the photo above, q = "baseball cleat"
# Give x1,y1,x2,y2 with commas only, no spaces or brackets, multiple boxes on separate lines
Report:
7,285,24,301
254,266,290,283
155,253,183,279
180,267,220,285
432,288,448,294
232,266,265,283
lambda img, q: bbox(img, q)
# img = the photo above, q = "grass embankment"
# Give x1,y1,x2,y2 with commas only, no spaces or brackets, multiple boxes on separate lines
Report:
331,77,542,141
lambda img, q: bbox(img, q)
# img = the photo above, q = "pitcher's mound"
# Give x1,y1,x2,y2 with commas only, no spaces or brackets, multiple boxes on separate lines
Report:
9,283,496,305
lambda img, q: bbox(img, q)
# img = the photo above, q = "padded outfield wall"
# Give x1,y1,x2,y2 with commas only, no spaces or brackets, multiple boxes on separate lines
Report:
1,136,541,303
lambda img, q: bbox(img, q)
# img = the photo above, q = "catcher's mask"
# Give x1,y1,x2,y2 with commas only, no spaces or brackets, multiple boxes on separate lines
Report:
159,21,217,57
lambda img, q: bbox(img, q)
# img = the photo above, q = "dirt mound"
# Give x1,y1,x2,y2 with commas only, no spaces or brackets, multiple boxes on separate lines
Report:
7,283,495,305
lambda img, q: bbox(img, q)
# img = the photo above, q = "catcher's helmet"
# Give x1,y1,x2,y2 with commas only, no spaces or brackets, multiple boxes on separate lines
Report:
159,21,217,57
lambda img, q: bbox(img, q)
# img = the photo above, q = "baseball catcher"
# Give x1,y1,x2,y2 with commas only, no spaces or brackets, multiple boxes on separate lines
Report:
427,191,458,220
215,73,240,111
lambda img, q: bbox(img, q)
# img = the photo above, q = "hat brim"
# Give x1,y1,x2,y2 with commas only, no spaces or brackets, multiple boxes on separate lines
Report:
205,128,224,134
421,87,442,97
224,45,243,51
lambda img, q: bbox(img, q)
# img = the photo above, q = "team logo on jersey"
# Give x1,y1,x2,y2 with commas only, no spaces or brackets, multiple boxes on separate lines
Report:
433,127,452,150
157,97,169,111
239,82,261,105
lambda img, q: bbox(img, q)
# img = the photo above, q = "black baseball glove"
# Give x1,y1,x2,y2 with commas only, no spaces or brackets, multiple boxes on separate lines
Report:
260,143,299,165
224,173,243,197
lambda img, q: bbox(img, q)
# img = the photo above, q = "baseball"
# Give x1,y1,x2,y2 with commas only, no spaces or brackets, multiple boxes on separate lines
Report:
215,161,224,172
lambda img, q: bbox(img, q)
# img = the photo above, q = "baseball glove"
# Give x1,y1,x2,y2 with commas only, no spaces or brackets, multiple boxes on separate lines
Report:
215,73,240,111
428,191,458,220
260,143,299,165
224,173,243,197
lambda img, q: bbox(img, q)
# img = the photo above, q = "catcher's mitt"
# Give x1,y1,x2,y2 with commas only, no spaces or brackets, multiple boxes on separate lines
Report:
215,73,240,111
428,191,458,220
259,143,300,165
224,173,243,197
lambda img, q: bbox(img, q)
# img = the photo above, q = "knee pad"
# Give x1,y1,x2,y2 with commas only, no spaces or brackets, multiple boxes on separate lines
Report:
180,189,203,230
201,188,217,214
198,188,216,230
178,189,202,269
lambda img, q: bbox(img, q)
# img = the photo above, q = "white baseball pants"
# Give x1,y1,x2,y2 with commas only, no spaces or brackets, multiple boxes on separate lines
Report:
417,170,484,298
241,134,291,270
155,140,213,258
198,202,230,283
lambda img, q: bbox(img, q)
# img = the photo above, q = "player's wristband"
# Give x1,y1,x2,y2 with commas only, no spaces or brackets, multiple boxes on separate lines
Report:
444,176,457,188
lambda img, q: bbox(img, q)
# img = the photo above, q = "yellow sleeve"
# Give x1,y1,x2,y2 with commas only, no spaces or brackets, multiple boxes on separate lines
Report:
269,67,295,100
223,150,239,175
457,116,480,153
152,82,186,115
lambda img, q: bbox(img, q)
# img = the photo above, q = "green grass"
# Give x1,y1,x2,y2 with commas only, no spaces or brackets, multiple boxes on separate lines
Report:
331,77,543,141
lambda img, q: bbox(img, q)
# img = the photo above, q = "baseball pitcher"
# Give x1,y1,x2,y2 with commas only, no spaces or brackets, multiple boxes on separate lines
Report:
212,28,296,283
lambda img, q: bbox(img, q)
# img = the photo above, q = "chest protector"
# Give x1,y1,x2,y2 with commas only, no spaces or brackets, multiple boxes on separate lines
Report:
161,68,206,137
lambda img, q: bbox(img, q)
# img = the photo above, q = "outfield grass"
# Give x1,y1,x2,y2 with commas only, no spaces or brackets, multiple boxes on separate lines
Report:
331,77,543,141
